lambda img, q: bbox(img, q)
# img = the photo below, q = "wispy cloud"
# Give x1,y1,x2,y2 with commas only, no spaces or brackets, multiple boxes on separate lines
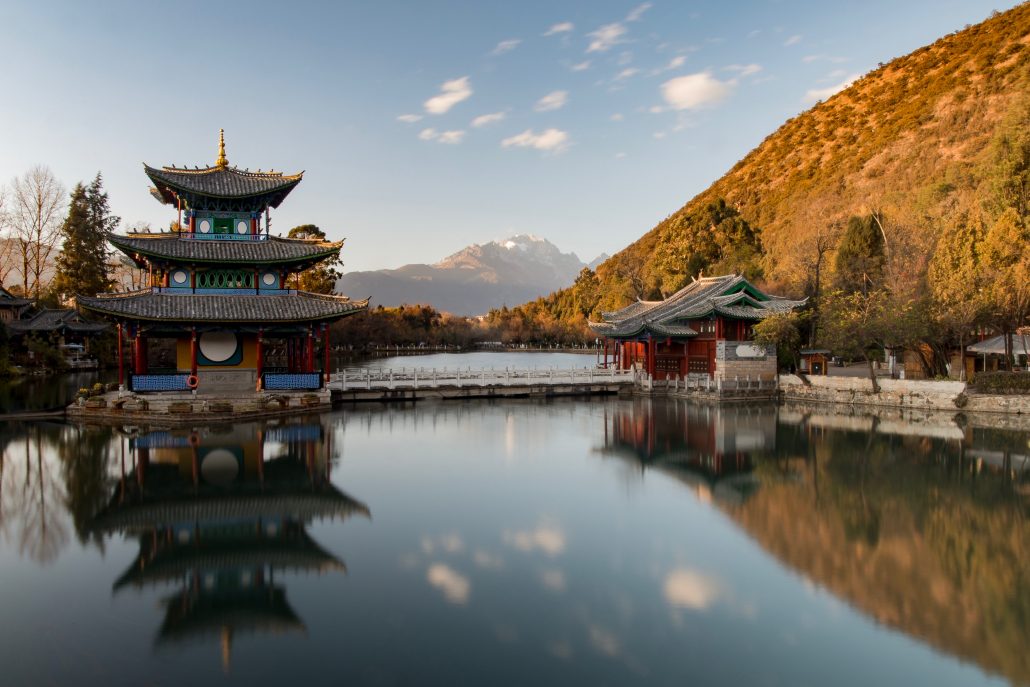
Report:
665,55,687,70
491,38,521,56
626,2,652,22
534,90,569,112
660,72,732,110
418,128,466,144
501,129,570,153
396,113,423,123
610,113,624,121
544,21,574,36
724,63,763,78
803,54,849,64
803,73,860,104
587,23,627,52
471,112,506,127
784,34,802,46
424,76,473,114
427,563,470,604
571,60,591,72
615,67,639,81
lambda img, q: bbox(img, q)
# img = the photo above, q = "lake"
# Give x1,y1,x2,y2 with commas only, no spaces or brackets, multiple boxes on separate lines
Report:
0,396,1027,686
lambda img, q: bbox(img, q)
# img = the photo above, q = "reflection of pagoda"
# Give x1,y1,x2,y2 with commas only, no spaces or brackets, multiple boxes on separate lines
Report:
600,399,777,504
92,422,369,671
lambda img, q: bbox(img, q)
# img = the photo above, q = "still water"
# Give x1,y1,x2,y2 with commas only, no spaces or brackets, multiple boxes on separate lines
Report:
0,398,1026,686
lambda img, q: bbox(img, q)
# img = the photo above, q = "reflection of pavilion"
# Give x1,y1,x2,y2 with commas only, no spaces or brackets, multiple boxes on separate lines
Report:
600,399,777,504
91,422,369,671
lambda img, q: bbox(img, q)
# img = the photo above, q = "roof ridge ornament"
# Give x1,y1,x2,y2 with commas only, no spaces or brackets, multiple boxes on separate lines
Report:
216,128,228,168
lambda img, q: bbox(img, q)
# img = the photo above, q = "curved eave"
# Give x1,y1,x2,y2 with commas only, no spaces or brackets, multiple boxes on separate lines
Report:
76,291,369,325
107,234,343,267
144,163,303,208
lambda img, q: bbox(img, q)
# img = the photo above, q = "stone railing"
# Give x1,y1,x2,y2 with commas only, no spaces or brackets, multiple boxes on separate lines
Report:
331,366,633,391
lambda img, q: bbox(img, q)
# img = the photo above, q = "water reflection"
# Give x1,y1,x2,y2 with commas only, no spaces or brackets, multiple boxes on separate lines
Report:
600,400,775,505
602,398,1030,685
89,422,369,671
0,399,1026,686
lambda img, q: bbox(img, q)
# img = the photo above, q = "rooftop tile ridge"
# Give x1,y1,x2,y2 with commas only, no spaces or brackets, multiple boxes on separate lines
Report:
83,288,155,300
146,162,303,180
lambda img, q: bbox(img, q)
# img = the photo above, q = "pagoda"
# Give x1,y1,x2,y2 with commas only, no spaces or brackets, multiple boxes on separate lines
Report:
590,274,806,381
77,131,367,394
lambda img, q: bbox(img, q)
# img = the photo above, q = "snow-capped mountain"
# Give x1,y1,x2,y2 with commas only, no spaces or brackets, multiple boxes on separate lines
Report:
336,235,603,315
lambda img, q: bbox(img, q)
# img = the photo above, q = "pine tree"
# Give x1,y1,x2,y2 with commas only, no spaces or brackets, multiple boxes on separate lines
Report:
287,224,342,294
833,214,885,295
53,173,118,301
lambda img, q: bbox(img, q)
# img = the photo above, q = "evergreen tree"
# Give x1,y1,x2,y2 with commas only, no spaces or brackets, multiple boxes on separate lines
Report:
287,224,342,294
53,173,118,300
833,214,885,295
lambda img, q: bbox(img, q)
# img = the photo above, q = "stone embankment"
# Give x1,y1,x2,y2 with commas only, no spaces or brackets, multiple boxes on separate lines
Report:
778,374,1030,415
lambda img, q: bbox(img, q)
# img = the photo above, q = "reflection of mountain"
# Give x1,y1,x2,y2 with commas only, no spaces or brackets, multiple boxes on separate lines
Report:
91,422,369,671
604,399,1030,686
600,399,777,505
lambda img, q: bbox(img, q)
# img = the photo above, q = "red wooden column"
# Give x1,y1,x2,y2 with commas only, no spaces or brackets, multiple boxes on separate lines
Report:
190,327,198,376
256,329,264,390
647,337,656,378
322,324,331,383
133,329,144,375
117,323,124,387
306,326,315,373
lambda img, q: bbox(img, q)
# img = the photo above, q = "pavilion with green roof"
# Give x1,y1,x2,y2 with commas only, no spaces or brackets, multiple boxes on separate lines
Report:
78,131,367,393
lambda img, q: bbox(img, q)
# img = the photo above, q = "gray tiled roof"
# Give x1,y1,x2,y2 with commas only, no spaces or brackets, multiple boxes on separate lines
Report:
6,308,107,334
77,290,368,323
589,274,806,338
145,164,302,203
108,233,342,265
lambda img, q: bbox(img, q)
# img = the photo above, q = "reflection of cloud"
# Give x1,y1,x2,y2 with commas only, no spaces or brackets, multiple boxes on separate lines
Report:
440,533,464,553
663,568,722,610
540,568,566,592
473,549,503,569
587,623,620,656
427,563,470,604
548,639,573,659
421,533,464,555
504,522,566,556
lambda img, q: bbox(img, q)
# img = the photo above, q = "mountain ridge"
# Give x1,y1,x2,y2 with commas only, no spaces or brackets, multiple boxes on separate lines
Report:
337,234,604,315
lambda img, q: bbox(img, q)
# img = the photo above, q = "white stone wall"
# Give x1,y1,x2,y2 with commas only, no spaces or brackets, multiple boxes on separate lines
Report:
778,374,1030,414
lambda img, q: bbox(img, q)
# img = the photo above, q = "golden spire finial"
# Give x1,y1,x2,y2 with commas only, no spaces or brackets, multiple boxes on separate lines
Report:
216,128,228,168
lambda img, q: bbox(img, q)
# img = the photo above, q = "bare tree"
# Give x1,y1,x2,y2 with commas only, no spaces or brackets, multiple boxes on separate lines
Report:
9,166,66,297
0,186,17,288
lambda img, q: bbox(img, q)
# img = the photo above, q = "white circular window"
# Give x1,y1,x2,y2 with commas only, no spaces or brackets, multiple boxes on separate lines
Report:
198,330,238,362
237,220,248,234
171,269,188,285
261,272,277,286
198,219,211,234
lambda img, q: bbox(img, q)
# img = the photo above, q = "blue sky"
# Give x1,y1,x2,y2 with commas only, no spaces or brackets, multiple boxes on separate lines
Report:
0,0,1016,272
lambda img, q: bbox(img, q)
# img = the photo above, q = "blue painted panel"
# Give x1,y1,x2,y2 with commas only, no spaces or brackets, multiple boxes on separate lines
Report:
264,373,322,390
131,374,190,392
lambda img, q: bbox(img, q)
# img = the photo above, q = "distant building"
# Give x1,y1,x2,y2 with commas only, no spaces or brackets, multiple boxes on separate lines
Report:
77,130,368,392
0,285,33,324
590,274,806,380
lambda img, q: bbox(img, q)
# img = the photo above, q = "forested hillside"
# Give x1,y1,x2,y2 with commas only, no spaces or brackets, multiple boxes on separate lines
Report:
509,4,1029,363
